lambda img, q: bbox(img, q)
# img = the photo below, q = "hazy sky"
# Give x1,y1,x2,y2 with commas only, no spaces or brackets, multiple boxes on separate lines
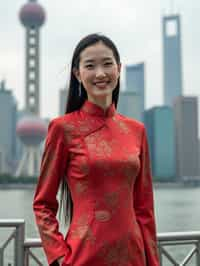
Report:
0,0,200,122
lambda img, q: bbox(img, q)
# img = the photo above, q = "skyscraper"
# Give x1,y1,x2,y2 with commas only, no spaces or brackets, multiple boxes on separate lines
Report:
117,91,141,120
173,96,199,178
144,106,176,180
162,14,183,106
59,88,67,115
124,63,145,121
0,80,17,174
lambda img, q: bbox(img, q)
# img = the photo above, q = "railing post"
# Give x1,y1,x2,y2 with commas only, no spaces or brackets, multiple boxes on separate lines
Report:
196,240,200,266
0,247,4,266
158,242,163,266
24,248,29,266
14,221,25,266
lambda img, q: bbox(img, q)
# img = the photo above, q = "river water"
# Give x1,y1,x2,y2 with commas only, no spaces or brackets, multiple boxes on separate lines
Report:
1,186,200,265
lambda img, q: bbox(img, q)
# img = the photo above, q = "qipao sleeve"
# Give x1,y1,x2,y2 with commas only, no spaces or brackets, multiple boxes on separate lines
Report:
134,125,160,266
33,118,69,265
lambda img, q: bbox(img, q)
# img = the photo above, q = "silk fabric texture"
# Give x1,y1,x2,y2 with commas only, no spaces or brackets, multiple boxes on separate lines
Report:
33,100,160,266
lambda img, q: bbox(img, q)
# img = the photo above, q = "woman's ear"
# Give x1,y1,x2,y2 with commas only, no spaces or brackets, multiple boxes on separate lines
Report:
73,67,81,83
118,63,122,76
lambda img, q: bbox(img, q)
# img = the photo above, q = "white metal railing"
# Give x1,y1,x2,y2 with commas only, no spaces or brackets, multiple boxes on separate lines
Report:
1,219,200,265
158,231,200,265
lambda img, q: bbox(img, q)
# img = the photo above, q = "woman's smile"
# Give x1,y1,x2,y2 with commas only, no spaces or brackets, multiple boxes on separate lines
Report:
94,80,110,89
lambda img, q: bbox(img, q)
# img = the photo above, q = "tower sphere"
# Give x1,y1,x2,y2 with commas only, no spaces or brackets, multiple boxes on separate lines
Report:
16,115,48,146
19,2,46,28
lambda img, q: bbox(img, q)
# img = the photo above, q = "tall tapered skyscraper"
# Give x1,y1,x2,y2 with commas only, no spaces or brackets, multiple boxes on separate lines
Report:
162,14,183,106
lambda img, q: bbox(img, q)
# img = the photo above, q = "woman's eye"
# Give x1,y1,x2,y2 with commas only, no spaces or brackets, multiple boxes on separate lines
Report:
104,62,113,66
85,64,94,68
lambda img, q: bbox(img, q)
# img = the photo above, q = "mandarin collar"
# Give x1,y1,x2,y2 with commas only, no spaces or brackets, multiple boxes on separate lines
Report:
81,100,116,118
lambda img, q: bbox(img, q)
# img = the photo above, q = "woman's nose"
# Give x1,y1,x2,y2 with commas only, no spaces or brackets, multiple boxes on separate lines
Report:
95,67,106,77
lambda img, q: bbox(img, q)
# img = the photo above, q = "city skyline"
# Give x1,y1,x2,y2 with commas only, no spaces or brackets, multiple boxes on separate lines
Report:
0,0,199,126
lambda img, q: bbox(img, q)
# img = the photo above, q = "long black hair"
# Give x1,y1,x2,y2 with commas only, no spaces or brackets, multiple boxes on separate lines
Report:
59,33,121,224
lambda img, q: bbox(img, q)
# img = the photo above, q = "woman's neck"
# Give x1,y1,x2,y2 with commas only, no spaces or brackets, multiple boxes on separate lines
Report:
87,96,112,112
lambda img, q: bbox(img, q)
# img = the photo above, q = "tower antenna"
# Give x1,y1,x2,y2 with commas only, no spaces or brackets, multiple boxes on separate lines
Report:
170,0,175,15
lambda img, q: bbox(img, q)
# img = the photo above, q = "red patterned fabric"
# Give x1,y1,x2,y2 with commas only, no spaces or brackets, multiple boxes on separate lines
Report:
33,100,160,266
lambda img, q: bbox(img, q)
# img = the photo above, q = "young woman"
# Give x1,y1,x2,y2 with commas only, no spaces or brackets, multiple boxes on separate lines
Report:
33,33,160,266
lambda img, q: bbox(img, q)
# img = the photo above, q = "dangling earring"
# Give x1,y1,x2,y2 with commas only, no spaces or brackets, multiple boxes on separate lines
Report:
78,82,82,97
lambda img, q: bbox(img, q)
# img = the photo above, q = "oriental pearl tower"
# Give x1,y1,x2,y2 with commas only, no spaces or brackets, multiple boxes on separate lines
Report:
15,0,47,177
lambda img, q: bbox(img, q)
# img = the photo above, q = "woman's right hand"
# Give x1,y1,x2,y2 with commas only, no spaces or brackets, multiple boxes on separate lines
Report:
57,255,65,266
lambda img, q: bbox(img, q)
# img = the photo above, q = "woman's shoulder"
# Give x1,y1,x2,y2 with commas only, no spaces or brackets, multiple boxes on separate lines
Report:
115,112,145,131
48,112,78,134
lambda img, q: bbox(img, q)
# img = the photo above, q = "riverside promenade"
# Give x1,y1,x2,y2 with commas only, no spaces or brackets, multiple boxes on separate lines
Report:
0,219,200,266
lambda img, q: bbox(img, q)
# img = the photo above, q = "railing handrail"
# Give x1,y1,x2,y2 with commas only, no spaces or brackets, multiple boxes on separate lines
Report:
1,219,200,265
23,231,200,246
1,218,200,243
0,219,25,227
24,238,42,248
158,231,200,241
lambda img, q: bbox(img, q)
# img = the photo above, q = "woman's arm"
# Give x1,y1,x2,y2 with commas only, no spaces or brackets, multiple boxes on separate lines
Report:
33,119,69,265
134,125,160,266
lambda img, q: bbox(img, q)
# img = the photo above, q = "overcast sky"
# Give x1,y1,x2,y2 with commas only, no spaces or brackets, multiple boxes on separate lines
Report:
0,0,200,125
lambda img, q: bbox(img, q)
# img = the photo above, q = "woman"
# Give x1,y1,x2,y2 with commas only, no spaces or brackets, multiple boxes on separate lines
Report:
33,33,160,266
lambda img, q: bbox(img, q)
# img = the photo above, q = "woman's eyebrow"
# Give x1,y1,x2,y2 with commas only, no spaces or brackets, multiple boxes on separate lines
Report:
83,57,113,63
102,57,113,61
83,59,94,63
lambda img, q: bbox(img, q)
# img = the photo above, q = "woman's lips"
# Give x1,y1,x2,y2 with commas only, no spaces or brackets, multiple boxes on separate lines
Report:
94,81,110,88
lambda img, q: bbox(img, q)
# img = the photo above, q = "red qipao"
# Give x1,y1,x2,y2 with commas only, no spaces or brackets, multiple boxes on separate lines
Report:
33,100,160,266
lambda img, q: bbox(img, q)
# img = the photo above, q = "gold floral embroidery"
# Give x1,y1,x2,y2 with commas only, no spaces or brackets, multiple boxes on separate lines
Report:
94,191,120,219
37,213,58,245
77,213,90,226
79,156,89,175
76,117,102,134
40,147,55,183
117,153,139,189
104,191,119,210
63,122,75,143
70,225,95,243
112,117,130,134
97,140,112,157
143,155,151,188
78,123,91,134
94,160,116,177
69,214,95,244
149,238,159,257
85,133,113,158
98,235,131,266
95,210,111,222
75,180,89,195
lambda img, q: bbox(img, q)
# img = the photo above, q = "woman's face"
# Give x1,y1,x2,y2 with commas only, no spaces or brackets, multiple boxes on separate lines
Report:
74,41,121,102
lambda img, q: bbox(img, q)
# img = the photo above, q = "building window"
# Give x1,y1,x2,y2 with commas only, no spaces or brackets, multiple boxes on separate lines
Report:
29,37,36,45
29,96,35,106
29,47,36,56
29,84,35,93
29,71,35,80
166,20,177,37
29,59,36,67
